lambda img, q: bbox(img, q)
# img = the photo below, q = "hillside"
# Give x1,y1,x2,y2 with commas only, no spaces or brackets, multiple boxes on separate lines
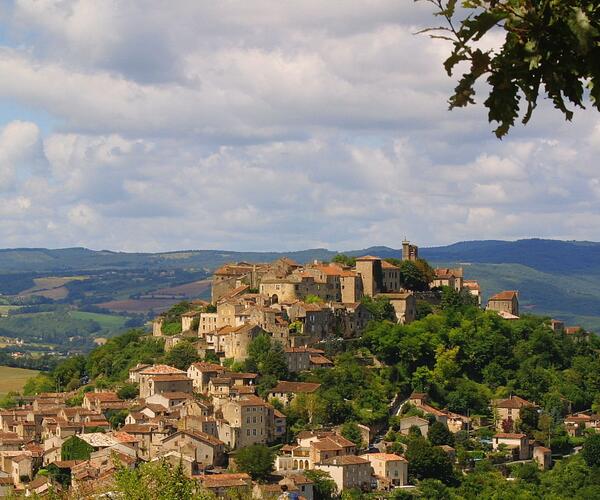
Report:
0,239,599,332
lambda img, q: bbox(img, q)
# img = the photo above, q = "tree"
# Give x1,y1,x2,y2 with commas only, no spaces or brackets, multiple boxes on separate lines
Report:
246,334,288,380
428,421,455,447
304,470,338,500
399,261,430,291
164,341,200,370
234,445,275,481
421,0,600,137
340,421,364,449
582,434,600,468
61,436,94,461
117,382,139,400
418,479,450,500
305,294,324,304
518,406,539,435
332,254,356,267
405,437,456,485
107,409,129,428
360,296,396,322
416,300,434,320
113,458,214,499
440,287,477,312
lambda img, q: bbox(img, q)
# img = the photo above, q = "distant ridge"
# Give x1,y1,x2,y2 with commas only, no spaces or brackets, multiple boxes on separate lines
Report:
0,239,600,330
0,238,598,274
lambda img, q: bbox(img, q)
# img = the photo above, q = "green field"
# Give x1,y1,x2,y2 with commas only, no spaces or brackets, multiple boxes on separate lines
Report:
69,311,129,329
0,305,21,315
0,366,38,395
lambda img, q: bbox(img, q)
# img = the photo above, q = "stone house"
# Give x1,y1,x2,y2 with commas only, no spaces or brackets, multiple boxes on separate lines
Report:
219,324,263,362
492,433,530,461
287,302,332,339
463,280,481,305
146,392,192,409
533,445,552,470
82,392,122,412
487,290,519,316
181,311,201,332
196,473,252,498
128,364,151,383
361,453,407,487
284,346,331,373
432,268,464,291
492,395,536,432
137,365,187,397
315,455,373,492
216,301,250,329
187,362,226,392
160,430,225,469
564,412,600,436
378,292,416,324
399,416,429,438
335,302,373,337
211,261,266,303
141,374,193,399
198,312,218,337
268,381,321,405
120,422,174,461
219,397,273,449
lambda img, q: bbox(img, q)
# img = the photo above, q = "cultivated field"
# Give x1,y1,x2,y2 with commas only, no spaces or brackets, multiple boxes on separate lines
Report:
18,276,88,300
151,279,211,298
0,366,39,395
69,311,129,329
96,298,180,313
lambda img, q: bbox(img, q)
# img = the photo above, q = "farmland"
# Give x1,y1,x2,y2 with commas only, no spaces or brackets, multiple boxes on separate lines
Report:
0,366,38,395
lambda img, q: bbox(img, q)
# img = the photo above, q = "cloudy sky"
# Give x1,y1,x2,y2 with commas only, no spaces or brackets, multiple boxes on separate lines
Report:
0,0,598,252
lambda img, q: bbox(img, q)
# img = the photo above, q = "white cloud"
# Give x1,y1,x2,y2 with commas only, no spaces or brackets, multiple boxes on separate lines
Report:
0,2,598,251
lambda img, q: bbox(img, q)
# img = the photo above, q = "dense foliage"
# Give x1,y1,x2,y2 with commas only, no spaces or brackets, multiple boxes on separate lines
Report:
113,459,215,500
234,444,275,481
244,334,288,396
422,0,600,137
61,436,94,461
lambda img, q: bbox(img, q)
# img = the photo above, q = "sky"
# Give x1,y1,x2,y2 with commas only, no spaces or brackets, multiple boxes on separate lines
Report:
0,1,599,253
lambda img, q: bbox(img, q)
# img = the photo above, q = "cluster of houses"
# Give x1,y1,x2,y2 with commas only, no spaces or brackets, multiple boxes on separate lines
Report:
157,241,493,368
0,357,411,497
0,242,592,497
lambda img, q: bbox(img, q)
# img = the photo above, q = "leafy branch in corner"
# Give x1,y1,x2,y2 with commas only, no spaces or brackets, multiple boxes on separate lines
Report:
418,0,600,137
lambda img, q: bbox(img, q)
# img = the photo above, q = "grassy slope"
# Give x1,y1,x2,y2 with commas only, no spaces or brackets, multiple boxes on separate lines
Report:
69,311,129,329
0,366,38,395
454,263,600,331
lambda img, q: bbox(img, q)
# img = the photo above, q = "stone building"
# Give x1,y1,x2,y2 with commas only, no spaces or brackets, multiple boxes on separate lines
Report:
487,290,519,316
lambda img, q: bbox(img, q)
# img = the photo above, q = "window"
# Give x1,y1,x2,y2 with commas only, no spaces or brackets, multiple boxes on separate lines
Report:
253,429,257,436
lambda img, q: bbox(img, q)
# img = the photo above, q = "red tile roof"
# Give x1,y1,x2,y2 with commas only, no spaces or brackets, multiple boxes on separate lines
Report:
270,381,321,394
489,290,518,301
493,395,535,409
494,433,526,439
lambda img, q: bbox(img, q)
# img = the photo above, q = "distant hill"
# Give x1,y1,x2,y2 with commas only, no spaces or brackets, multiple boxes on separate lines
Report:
420,239,600,275
1,239,599,330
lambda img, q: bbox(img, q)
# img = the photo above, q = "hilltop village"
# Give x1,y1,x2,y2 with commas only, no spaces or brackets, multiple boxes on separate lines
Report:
0,241,596,499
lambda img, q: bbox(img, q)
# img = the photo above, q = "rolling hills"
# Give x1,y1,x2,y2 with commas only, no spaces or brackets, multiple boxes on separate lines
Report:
0,239,599,331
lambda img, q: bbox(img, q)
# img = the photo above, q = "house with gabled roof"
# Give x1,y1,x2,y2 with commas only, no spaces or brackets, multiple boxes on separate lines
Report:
268,381,321,405
492,432,530,460
492,395,537,431
160,429,225,469
487,290,519,316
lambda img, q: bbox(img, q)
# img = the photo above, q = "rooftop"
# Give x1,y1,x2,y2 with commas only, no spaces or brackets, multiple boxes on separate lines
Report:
270,381,321,394
489,290,518,301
